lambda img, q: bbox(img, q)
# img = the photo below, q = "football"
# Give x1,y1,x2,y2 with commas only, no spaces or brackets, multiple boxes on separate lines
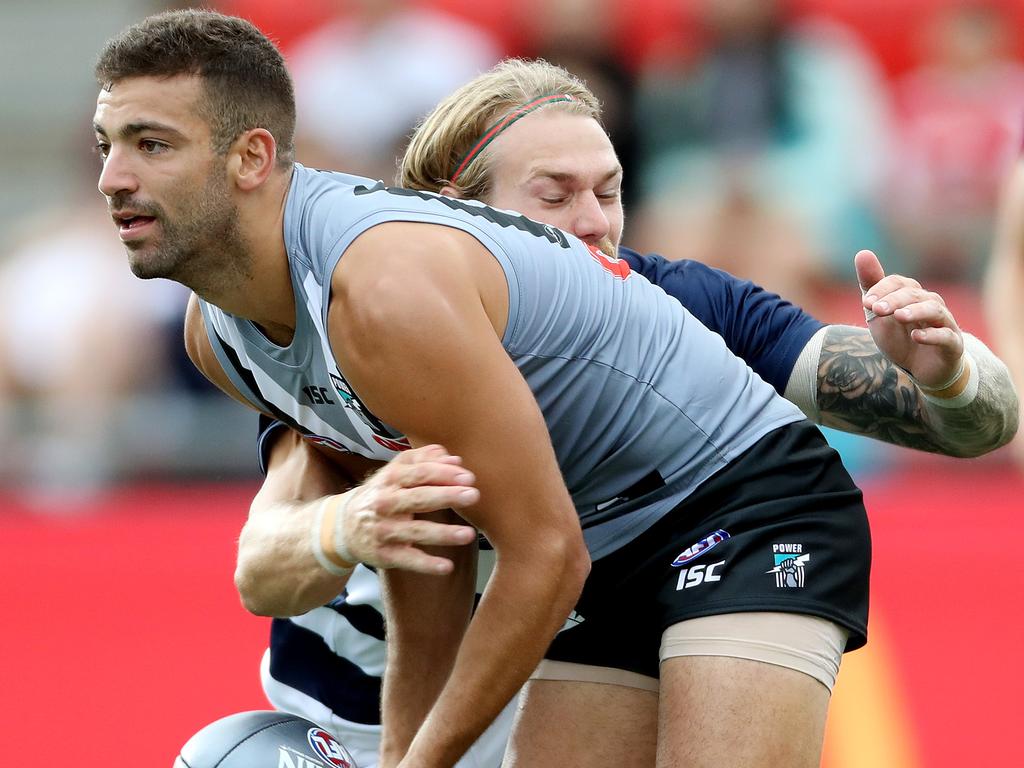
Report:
173,710,357,768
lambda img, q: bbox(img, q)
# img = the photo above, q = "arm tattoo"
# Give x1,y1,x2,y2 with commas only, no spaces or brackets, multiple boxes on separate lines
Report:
815,326,1019,457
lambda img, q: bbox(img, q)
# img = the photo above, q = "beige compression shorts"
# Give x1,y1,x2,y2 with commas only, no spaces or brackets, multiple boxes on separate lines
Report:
532,611,848,693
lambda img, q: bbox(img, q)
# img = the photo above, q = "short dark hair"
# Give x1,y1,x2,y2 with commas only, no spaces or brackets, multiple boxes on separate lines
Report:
95,9,296,164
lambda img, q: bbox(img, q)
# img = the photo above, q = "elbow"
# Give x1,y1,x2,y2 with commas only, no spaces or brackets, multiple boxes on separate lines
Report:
233,525,278,616
991,405,1021,455
551,528,591,611
963,399,1020,458
234,557,278,617
233,544,307,618
569,539,591,596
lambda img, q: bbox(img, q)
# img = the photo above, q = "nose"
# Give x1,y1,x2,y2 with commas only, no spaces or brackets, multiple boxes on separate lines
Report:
570,193,610,245
97,146,139,199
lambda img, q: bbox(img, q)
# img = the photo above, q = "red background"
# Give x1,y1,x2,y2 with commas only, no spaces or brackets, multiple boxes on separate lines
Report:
223,0,1024,76
2,463,1022,765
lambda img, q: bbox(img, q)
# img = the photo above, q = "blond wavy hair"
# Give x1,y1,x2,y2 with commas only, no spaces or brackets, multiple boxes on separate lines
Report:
399,59,602,201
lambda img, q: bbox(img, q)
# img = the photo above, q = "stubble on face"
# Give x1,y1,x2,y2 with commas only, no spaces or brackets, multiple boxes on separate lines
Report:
117,158,252,293
596,233,619,257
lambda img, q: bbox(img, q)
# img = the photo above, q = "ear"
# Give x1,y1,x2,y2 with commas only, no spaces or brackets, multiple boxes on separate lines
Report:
229,128,277,191
439,183,464,199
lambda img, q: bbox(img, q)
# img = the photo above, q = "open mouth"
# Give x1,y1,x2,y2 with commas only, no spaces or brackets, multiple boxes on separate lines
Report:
115,214,157,237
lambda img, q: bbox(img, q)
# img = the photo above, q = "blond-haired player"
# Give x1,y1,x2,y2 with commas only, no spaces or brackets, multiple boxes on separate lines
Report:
250,58,1016,767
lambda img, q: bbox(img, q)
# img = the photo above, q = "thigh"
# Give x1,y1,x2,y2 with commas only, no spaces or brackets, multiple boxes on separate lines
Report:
503,677,657,768
660,612,847,692
657,655,829,768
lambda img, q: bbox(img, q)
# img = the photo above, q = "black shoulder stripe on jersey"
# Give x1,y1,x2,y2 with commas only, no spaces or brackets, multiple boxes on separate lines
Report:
209,329,307,436
353,182,572,248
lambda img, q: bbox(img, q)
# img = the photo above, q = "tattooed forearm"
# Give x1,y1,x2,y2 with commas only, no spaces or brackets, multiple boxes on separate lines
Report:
816,326,938,451
815,327,1018,457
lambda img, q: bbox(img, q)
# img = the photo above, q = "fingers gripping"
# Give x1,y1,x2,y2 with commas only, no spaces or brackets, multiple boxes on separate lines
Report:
325,445,480,575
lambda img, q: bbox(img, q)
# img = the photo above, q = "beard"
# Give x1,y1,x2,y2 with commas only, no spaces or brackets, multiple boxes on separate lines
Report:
120,167,249,290
596,234,618,258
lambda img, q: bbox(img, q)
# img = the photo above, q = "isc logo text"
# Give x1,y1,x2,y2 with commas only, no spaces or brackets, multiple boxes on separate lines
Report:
675,561,724,590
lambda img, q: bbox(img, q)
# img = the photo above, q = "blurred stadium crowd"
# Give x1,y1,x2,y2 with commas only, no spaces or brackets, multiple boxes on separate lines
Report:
2,0,1023,500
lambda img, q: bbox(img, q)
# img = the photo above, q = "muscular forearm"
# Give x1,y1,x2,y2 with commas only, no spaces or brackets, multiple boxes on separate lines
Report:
236,494,353,617
238,434,481,617
791,326,1018,457
379,538,477,765
383,548,588,768
917,334,1019,456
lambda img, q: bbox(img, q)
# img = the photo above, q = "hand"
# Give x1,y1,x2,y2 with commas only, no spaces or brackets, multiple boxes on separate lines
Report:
336,444,480,574
855,249,965,389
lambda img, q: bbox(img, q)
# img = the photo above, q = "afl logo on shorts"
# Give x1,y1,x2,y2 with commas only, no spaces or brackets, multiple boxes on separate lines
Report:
671,529,731,567
307,727,355,767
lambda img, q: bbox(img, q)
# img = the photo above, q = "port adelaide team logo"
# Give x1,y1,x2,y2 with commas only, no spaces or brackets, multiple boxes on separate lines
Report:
767,543,810,588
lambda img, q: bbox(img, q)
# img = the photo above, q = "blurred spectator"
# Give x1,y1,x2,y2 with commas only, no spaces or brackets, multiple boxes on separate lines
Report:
286,0,501,181
636,165,826,313
985,147,1024,472
887,0,1024,283
0,193,187,498
518,0,642,205
630,0,892,312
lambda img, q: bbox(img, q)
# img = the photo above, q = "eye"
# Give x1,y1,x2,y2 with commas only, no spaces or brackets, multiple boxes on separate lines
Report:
93,141,110,161
139,139,167,155
597,188,621,201
540,196,568,205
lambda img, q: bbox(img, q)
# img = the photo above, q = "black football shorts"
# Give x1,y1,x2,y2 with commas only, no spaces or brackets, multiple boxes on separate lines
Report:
544,420,871,679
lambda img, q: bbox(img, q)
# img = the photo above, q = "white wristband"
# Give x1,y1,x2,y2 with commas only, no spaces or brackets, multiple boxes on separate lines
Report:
330,491,358,566
912,354,966,394
921,353,979,410
310,497,355,577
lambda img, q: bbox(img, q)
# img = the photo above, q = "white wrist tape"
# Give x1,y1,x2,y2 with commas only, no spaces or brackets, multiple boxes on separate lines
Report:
913,354,966,394
330,491,358,566
921,352,979,409
310,496,355,577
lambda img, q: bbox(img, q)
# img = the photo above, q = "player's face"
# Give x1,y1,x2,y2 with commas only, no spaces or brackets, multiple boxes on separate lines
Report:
483,111,624,255
93,74,239,282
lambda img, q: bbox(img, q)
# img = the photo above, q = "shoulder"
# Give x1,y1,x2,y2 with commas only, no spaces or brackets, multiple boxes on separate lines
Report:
183,294,222,383
183,293,209,367
182,294,252,406
337,221,492,288
331,221,508,338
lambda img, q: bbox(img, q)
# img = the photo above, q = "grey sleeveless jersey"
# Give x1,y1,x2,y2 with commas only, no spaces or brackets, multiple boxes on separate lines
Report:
200,164,805,559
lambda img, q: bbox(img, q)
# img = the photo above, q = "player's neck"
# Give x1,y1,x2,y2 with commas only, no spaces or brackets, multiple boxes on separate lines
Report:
195,169,298,344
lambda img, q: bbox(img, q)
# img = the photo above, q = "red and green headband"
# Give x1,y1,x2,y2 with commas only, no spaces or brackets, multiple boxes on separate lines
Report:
449,93,578,184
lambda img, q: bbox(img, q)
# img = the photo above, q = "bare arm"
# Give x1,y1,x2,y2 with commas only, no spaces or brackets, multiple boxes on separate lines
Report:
783,251,1018,457
985,158,1024,468
240,428,363,615
792,326,1017,457
331,222,590,768
239,433,482,616
183,295,480,617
